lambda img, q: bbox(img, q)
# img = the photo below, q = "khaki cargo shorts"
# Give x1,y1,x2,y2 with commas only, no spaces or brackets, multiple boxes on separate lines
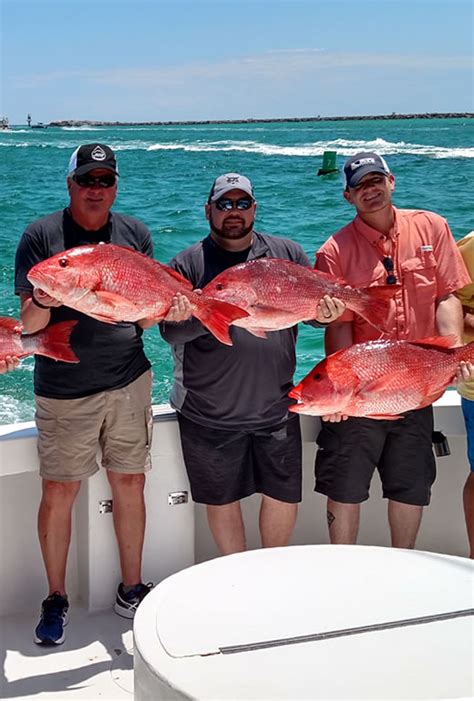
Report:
35,370,153,482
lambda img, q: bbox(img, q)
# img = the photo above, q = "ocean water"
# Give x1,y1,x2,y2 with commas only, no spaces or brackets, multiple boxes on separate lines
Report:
0,118,473,425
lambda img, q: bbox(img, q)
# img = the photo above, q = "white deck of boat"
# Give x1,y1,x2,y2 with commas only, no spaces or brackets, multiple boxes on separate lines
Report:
2,605,134,700
1,396,472,700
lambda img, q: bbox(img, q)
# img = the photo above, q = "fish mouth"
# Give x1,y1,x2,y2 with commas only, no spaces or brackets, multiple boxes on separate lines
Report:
27,269,53,289
288,403,305,414
288,384,302,401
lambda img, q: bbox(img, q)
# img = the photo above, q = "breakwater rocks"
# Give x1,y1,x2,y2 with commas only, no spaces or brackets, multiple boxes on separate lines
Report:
49,113,473,128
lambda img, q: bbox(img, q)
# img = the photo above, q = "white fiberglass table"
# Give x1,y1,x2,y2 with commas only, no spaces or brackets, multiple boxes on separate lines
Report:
134,545,474,700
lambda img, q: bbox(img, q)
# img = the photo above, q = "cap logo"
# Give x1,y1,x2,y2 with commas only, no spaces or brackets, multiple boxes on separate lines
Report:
226,176,240,184
350,157,376,171
91,146,107,161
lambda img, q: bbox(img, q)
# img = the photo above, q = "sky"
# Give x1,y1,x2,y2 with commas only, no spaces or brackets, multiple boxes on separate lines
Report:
0,0,472,123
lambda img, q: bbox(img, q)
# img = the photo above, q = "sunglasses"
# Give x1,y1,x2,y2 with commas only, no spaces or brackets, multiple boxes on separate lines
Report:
214,198,253,212
382,256,397,285
73,174,117,189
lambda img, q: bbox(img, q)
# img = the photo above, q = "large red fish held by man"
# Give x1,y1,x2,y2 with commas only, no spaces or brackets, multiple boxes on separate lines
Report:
202,258,392,336
0,317,78,364
27,244,249,346
289,335,474,419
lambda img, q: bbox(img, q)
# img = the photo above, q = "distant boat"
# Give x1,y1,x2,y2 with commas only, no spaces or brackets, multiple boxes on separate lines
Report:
31,122,48,129
0,116,10,131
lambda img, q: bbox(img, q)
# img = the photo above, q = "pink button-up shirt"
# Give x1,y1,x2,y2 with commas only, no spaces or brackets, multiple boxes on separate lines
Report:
315,208,470,343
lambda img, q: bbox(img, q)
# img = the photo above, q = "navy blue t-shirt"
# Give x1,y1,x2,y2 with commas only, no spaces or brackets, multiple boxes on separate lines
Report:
15,208,152,399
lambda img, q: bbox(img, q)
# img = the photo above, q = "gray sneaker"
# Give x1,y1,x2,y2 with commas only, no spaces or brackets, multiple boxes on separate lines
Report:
114,582,153,619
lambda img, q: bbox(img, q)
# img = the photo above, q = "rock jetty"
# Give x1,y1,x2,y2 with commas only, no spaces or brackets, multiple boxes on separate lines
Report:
49,112,473,128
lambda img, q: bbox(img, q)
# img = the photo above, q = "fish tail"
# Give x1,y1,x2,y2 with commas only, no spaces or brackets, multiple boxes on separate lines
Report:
194,298,249,346
351,287,393,332
35,321,80,363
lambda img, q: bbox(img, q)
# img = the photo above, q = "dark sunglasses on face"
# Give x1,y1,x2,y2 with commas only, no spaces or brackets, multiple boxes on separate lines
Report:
73,173,117,189
382,256,397,285
214,198,253,212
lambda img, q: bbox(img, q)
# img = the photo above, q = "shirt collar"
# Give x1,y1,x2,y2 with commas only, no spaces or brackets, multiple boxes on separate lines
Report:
353,207,400,247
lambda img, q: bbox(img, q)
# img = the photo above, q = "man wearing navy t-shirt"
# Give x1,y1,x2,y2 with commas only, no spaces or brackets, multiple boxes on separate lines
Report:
15,144,154,645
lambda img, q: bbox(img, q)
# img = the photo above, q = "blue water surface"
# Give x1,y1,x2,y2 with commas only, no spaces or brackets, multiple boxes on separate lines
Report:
0,118,473,423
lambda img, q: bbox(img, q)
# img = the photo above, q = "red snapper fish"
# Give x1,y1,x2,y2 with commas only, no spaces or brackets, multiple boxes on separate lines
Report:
0,317,79,364
289,335,473,419
27,244,249,346
202,258,392,336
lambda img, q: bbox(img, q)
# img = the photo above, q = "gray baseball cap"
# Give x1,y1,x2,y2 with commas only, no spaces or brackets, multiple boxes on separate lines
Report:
208,173,254,202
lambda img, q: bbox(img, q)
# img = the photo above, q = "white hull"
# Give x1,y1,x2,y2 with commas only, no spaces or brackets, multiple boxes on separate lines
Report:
0,391,472,699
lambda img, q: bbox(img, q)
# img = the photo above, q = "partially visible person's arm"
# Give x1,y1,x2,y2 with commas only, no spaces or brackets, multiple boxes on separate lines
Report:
0,356,20,373
436,293,464,346
437,293,474,384
463,308,474,333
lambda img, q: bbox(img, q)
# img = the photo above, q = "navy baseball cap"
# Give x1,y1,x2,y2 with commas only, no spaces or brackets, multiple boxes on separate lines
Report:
343,152,390,189
68,143,119,177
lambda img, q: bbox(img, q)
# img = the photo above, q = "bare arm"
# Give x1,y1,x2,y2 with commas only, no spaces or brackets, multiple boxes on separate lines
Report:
463,308,474,332
437,294,474,383
324,321,354,355
19,291,61,334
436,293,463,346
160,292,210,344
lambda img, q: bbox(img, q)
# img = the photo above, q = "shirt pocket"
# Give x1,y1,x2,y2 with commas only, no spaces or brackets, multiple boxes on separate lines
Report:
401,249,437,305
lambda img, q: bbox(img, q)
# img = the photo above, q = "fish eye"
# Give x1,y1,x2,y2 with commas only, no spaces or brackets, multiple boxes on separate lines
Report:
58,257,68,268
313,373,321,381
215,283,224,291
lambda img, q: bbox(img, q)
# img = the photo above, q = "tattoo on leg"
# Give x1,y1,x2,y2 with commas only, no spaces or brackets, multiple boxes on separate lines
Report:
327,511,335,528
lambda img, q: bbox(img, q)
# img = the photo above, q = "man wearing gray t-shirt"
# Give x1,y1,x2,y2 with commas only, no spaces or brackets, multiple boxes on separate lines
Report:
161,173,344,555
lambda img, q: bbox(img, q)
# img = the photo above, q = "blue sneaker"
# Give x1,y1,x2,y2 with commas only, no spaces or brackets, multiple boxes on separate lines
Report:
34,592,69,645
114,582,153,619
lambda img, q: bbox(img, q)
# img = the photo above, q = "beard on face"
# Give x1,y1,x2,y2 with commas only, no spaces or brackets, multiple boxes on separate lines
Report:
209,211,254,240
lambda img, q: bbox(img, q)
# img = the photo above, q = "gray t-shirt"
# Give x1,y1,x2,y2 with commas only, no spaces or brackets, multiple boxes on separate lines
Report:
160,232,312,430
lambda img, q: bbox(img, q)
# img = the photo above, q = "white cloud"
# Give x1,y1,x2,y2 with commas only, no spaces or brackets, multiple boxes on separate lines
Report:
12,50,472,90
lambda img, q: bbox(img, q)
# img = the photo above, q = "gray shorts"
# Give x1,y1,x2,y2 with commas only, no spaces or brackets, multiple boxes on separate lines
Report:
35,370,153,482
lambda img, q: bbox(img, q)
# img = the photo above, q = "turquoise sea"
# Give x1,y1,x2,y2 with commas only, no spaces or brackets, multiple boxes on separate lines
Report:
0,118,473,425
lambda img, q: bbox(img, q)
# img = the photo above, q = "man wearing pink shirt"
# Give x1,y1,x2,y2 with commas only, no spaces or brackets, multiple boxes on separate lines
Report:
314,152,470,549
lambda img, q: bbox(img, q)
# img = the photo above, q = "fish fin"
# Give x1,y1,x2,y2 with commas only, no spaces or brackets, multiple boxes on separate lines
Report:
415,389,447,409
245,327,268,339
36,321,79,363
351,286,395,333
357,376,394,397
313,268,347,285
92,291,142,321
0,317,22,333
80,312,118,324
365,413,405,421
162,265,194,290
194,298,249,346
410,335,458,351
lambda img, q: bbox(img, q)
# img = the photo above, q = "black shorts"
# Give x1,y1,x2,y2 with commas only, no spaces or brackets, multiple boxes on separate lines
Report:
177,413,302,505
314,406,436,506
